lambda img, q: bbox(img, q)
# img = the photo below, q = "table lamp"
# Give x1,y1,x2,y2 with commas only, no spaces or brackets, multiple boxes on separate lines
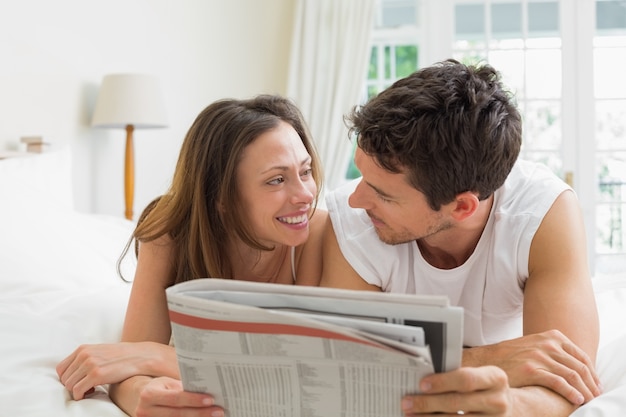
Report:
92,73,168,220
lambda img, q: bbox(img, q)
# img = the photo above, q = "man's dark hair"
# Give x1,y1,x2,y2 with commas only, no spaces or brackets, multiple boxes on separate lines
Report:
346,59,522,210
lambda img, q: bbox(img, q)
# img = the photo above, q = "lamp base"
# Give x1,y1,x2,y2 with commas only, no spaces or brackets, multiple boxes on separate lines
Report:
124,124,135,221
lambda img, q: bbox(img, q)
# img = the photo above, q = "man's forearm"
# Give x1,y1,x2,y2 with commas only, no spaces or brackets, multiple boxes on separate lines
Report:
511,386,578,417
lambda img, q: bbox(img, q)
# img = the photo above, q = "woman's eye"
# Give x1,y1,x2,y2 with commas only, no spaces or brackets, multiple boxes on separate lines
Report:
301,168,312,177
268,177,285,185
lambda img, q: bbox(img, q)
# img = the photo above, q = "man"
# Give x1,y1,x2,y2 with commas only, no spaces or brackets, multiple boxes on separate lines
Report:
320,59,601,416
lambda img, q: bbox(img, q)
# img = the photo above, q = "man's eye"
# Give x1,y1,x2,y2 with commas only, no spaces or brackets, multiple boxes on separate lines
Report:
376,193,391,203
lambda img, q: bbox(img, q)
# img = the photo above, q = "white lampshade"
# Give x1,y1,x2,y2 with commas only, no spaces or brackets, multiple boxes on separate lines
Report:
92,73,168,129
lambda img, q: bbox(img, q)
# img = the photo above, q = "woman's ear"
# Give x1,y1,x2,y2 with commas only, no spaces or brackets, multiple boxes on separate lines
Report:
450,192,480,221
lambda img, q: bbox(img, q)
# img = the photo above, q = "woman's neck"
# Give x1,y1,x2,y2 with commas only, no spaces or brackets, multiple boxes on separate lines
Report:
228,241,293,284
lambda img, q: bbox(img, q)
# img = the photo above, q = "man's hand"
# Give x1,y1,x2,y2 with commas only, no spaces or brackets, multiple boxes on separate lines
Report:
401,366,512,416
463,330,601,405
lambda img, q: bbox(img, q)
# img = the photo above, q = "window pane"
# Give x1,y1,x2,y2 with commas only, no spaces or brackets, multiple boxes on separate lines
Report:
528,1,559,37
594,47,626,98
488,50,525,95
594,35,626,47
345,141,361,179
384,46,392,79
526,49,561,98
453,50,488,66
455,3,485,40
596,0,626,33
597,151,626,203
596,100,626,150
523,100,562,150
380,0,419,28
367,85,380,98
526,37,562,48
595,253,626,275
492,2,522,39
395,45,418,78
596,203,626,253
368,46,379,79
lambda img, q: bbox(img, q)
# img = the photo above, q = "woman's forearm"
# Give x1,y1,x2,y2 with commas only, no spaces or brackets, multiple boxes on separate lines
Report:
139,341,180,378
109,375,152,417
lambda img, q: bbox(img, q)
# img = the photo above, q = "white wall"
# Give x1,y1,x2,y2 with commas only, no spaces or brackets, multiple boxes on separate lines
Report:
0,0,294,217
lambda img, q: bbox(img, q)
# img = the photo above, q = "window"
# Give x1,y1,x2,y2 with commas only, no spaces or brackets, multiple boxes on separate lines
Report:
594,0,626,272
352,0,626,275
346,0,422,180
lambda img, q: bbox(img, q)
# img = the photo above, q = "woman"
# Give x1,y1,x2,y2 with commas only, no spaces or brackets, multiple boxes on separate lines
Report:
57,94,327,417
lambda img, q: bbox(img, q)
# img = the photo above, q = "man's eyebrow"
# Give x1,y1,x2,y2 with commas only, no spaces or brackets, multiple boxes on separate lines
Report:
365,180,395,199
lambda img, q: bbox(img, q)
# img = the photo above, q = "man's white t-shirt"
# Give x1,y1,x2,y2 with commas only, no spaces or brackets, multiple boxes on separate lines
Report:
326,160,570,347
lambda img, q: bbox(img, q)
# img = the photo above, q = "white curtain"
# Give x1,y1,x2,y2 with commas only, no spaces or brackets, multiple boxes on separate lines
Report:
287,0,375,199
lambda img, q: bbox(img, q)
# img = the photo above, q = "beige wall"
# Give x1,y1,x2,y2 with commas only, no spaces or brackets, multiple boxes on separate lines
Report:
0,0,294,215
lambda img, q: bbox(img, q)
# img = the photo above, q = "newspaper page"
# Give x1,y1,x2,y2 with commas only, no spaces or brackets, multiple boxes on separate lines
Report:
166,279,464,417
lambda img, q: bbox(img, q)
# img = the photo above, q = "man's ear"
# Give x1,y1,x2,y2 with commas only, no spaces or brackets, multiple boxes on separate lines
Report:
450,192,480,221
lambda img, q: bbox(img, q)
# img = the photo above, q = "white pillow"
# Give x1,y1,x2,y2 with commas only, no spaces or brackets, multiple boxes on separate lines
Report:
0,149,74,214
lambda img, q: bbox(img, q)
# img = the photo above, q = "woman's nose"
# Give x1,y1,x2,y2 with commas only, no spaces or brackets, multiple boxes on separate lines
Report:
290,178,315,205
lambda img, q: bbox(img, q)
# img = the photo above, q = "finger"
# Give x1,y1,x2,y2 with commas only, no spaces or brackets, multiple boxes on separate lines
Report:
62,362,92,397
511,341,600,402
143,378,217,409
56,352,75,378
58,348,89,386
561,341,602,394
546,331,601,396
62,359,100,401
532,367,587,405
403,390,509,416
530,349,600,402
145,403,224,417
70,377,97,401
420,366,508,394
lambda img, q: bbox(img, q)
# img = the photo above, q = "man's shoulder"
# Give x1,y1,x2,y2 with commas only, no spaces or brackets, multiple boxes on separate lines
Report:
496,159,570,219
505,159,566,188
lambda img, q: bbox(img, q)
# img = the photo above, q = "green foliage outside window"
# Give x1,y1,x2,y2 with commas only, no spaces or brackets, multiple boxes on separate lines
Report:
345,44,419,179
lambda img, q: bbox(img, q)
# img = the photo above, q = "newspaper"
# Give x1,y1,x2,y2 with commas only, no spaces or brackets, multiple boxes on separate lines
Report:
166,278,464,417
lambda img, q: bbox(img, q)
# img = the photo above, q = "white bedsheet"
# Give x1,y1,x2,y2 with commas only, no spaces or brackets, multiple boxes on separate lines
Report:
571,276,626,417
0,210,135,417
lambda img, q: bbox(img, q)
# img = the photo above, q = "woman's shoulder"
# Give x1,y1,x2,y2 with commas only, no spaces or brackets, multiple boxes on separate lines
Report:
293,208,328,286
136,233,177,286
309,207,328,234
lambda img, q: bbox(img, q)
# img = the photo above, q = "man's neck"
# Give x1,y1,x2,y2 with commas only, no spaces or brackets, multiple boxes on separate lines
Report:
417,195,494,269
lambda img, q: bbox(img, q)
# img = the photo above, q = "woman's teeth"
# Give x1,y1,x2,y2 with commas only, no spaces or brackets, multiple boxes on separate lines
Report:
278,214,307,224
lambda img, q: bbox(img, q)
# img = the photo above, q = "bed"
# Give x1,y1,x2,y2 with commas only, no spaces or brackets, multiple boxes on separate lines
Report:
1,149,625,417
0,148,135,417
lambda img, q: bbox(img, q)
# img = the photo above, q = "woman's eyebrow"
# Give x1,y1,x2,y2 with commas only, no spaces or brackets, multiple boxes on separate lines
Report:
260,156,311,174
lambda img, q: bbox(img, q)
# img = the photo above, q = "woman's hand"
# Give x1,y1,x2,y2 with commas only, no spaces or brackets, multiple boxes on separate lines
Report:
56,341,178,400
129,377,223,417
